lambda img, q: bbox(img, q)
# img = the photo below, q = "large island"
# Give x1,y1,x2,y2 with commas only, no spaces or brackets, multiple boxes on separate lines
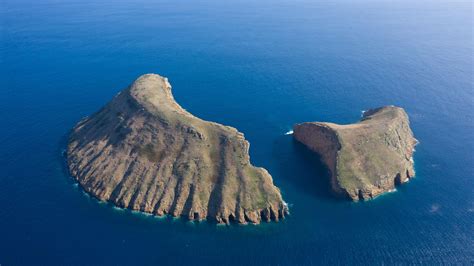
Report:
294,106,417,201
67,74,288,224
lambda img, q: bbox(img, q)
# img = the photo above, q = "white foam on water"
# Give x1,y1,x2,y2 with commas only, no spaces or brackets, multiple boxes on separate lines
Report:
429,204,440,213
113,206,125,211
284,130,293,135
131,210,153,217
370,188,399,200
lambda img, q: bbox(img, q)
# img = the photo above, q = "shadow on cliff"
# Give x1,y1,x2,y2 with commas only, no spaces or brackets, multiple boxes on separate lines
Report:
58,130,75,180
272,135,337,202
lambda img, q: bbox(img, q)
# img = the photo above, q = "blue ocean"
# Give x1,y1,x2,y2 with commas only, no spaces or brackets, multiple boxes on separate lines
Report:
1,0,473,264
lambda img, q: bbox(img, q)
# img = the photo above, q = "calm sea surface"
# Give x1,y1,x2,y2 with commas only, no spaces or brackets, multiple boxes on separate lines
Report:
1,0,473,264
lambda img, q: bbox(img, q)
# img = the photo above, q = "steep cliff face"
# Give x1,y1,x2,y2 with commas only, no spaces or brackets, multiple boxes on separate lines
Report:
67,74,287,224
293,106,417,201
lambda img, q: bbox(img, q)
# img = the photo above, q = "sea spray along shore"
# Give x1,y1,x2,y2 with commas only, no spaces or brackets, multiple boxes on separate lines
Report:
2,0,472,263
67,74,288,225
67,75,417,225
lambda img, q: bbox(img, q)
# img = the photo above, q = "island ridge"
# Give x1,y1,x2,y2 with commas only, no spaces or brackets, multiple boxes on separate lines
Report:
293,106,417,201
67,74,288,224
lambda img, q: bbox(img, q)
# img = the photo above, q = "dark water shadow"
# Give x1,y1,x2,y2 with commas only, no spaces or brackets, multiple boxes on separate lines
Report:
58,130,75,182
272,135,338,202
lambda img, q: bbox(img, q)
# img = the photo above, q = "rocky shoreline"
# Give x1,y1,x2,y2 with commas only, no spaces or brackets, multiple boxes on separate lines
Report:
67,74,418,224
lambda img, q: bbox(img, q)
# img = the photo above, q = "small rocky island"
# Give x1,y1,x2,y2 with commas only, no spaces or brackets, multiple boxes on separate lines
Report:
67,74,288,224
293,106,417,201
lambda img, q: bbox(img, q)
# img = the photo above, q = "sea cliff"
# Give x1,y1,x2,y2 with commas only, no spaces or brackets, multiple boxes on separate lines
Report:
294,106,417,200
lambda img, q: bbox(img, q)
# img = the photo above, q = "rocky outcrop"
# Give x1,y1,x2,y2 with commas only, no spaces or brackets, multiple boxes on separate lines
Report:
67,74,288,224
293,106,417,201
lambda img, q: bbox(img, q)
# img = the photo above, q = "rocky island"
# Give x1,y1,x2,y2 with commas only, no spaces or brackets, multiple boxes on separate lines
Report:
67,74,288,224
293,106,417,201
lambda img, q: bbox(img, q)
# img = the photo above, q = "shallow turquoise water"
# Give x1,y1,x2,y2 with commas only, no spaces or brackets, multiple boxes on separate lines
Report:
1,0,473,264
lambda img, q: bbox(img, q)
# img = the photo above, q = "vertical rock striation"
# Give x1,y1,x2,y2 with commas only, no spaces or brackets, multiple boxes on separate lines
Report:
67,74,288,224
293,106,417,201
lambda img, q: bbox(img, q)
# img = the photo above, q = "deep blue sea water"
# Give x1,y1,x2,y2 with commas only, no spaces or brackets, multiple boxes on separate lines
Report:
1,0,473,264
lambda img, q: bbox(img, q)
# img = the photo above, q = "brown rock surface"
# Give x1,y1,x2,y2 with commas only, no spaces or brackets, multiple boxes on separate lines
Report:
67,74,287,224
293,106,417,201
